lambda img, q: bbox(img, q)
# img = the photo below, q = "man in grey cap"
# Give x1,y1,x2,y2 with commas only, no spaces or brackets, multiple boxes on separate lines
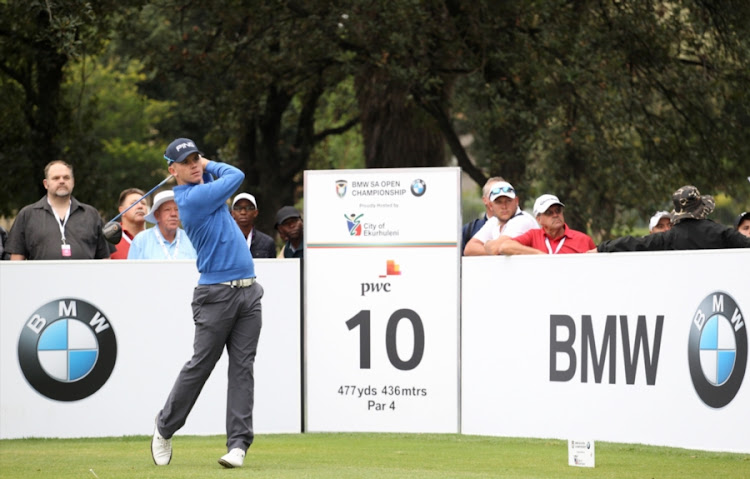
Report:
275,206,303,258
596,185,750,252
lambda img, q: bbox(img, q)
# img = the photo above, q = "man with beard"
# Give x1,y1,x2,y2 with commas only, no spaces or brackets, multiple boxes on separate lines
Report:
111,187,149,259
275,206,303,258
6,160,112,260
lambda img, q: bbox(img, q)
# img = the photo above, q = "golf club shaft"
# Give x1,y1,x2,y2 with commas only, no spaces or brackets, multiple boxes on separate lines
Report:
106,175,173,224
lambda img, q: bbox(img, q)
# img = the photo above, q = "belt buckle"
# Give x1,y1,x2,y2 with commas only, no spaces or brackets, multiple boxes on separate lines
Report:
231,278,253,288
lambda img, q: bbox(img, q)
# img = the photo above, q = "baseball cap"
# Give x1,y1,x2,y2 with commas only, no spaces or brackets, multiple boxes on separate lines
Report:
164,138,200,164
648,211,672,232
275,206,301,229
533,194,564,217
232,193,257,209
488,182,516,202
144,190,175,224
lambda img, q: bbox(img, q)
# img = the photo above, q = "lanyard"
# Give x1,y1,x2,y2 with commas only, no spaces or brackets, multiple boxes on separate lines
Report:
48,198,71,244
545,236,566,254
155,228,180,259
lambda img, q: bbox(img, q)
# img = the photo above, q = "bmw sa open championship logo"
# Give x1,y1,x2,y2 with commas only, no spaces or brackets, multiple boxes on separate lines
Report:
688,292,747,408
17,298,117,401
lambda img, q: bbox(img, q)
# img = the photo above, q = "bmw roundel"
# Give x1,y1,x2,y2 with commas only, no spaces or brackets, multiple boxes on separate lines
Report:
688,292,747,408
17,298,117,401
410,179,426,197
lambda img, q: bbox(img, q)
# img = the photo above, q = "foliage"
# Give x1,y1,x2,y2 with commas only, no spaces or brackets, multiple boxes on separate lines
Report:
0,0,148,216
114,0,360,232
63,51,175,218
2,0,749,237
451,1,750,236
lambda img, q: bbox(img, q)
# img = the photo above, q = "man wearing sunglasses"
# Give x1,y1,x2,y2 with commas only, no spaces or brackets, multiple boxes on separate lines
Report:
497,194,595,255
461,176,505,254
464,181,538,255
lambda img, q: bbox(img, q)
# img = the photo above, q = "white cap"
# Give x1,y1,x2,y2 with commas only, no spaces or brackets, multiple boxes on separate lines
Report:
144,190,175,224
232,193,257,209
533,194,564,217
649,211,672,232
488,181,516,202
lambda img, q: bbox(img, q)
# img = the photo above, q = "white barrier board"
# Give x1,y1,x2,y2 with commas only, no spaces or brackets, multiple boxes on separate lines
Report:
462,250,749,453
304,168,461,433
0,259,301,438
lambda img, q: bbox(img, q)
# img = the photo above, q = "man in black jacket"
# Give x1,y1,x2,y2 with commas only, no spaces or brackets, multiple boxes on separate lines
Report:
596,185,750,252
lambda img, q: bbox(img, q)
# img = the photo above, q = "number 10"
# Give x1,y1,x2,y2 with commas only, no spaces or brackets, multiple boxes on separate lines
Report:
346,309,425,371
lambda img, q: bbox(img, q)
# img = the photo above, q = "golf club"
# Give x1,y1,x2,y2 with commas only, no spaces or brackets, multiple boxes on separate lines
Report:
102,175,174,244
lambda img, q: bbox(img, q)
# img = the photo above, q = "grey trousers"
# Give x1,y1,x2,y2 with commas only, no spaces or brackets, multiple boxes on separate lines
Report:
157,282,263,451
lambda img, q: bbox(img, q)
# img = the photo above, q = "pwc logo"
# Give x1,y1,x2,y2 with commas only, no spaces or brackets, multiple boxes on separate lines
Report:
688,292,747,408
17,298,117,401
360,260,401,296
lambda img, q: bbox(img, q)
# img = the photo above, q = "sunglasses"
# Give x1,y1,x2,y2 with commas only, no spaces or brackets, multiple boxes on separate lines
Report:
490,185,515,196
233,206,256,212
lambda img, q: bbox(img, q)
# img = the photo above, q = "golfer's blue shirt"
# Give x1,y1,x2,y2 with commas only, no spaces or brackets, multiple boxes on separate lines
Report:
173,162,255,284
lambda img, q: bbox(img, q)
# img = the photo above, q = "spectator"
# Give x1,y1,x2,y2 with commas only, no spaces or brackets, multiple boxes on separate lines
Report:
0,226,9,260
498,194,596,255
464,181,538,255
461,176,505,254
6,160,112,260
735,211,750,238
128,190,197,260
231,193,277,258
111,188,149,259
648,211,672,234
596,186,750,252
275,206,303,258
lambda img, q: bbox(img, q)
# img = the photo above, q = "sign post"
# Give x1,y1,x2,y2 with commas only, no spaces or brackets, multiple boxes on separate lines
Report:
304,168,461,433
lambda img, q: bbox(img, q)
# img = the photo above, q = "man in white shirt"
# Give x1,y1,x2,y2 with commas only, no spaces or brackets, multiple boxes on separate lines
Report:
463,181,538,256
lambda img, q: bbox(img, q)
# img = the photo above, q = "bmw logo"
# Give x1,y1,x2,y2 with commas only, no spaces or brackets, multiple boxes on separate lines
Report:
688,292,747,408
411,179,426,197
17,298,117,401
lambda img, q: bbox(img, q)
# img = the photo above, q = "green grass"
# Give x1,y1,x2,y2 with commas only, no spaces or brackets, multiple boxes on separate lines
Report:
1,433,748,478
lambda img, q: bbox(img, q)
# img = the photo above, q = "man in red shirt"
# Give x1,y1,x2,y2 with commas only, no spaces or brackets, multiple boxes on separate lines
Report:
111,188,149,259
498,194,595,255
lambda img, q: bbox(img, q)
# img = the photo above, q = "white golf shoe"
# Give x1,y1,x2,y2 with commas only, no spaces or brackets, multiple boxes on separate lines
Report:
151,419,172,466
218,448,245,468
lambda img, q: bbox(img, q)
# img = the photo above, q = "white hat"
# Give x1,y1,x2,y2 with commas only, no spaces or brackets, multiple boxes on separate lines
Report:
533,194,564,217
232,193,257,209
649,211,672,232
144,190,175,224
488,181,516,202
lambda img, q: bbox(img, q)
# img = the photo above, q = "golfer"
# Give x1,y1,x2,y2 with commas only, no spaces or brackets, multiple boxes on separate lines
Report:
151,138,262,469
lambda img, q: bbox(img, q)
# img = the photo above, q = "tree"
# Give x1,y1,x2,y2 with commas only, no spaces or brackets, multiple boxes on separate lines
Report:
0,0,146,216
450,1,750,235
116,0,360,233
